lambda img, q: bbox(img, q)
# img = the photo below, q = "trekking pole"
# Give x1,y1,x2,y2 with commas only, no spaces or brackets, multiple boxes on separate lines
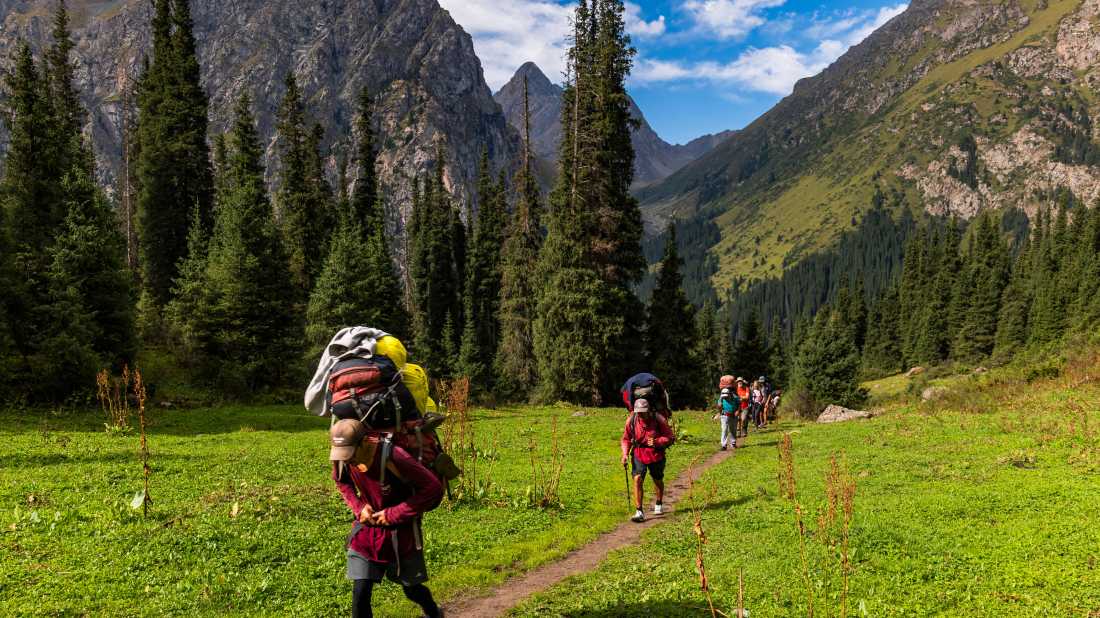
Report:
623,461,632,512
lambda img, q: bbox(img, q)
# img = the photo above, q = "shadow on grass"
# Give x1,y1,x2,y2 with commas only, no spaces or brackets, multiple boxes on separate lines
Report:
0,451,196,469
1,406,329,436
704,493,755,512
562,601,719,616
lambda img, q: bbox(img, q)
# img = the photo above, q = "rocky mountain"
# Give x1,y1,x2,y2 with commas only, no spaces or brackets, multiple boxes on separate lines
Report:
493,61,734,190
638,0,1100,294
0,0,518,223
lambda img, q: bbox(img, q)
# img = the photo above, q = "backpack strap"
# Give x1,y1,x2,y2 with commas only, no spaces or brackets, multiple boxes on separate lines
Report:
378,435,394,485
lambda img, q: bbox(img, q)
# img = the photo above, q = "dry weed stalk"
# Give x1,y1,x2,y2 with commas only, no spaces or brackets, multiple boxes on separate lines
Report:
439,378,495,503
134,369,152,516
528,416,564,508
685,457,719,618
825,454,857,618
778,432,814,617
96,365,133,431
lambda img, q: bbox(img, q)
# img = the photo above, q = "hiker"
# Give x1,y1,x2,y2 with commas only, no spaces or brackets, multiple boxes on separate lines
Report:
765,389,782,423
330,418,445,618
736,378,751,437
621,398,675,523
714,387,739,451
751,380,766,428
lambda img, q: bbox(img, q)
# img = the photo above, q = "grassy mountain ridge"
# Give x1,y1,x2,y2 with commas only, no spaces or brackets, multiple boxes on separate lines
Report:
640,0,1099,296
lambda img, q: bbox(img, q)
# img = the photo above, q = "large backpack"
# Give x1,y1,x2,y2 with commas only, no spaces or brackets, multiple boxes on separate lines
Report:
621,373,670,416
327,355,460,486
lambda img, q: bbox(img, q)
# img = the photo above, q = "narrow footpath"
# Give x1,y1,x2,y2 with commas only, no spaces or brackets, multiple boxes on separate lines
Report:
445,445,739,617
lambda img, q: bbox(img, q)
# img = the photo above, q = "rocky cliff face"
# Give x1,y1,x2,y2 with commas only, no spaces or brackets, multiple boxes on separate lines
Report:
637,0,1100,291
493,61,734,190
0,0,518,224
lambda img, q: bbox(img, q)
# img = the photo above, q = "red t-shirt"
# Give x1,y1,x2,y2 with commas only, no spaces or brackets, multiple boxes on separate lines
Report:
621,414,675,464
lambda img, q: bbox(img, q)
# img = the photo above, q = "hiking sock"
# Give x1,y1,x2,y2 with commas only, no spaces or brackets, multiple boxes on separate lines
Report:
353,579,374,618
403,583,440,618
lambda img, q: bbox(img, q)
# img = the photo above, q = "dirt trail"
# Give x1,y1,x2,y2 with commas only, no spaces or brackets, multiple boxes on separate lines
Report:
445,446,737,617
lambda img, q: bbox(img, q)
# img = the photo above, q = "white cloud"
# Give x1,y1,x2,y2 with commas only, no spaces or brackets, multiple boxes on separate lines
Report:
438,0,574,91
684,0,787,40
439,1,669,92
626,2,667,38
633,3,907,95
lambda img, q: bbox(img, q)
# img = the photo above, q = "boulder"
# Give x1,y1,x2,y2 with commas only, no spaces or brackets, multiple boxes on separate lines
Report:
906,366,926,378
974,367,989,375
571,410,587,417
921,386,948,401
816,405,874,423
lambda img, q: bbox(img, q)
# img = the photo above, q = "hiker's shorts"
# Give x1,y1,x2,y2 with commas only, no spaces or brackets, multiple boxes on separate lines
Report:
347,549,429,586
632,455,666,481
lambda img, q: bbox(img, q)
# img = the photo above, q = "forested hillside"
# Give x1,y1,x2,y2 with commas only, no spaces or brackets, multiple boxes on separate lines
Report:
640,0,1100,298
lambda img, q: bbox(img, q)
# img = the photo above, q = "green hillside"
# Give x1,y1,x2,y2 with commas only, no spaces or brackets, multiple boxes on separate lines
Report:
640,0,1096,295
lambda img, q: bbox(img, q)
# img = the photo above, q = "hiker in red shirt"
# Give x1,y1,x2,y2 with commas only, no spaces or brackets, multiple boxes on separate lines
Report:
736,377,751,438
620,398,675,523
330,419,444,618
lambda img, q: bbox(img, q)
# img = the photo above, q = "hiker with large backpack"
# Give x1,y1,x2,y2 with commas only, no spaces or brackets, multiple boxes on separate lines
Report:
306,327,460,618
714,386,739,451
330,418,444,618
621,373,671,421
621,398,675,523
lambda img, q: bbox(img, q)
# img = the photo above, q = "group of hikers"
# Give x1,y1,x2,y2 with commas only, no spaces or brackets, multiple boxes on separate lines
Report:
303,327,781,617
618,373,780,524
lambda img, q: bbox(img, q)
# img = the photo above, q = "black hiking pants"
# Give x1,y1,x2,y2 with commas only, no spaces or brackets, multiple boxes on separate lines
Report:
353,579,440,618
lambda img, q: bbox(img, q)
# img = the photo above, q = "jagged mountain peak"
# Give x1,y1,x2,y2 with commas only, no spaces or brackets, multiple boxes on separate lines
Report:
494,61,734,192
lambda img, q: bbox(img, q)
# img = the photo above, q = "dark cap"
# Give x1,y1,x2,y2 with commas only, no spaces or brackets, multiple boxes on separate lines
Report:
329,419,367,461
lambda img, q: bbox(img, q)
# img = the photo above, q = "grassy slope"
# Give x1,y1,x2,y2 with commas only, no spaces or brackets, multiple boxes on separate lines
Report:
512,359,1100,616
646,0,1082,291
0,404,717,616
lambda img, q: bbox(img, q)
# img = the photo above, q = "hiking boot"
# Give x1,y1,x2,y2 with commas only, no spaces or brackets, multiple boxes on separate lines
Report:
653,502,663,515
631,509,645,523
720,445,727,451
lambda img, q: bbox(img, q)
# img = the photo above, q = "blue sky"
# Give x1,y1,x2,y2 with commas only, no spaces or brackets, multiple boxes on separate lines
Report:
438,0,908,144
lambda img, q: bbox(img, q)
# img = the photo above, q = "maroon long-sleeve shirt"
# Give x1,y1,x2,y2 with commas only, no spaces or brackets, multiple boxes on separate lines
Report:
621,413,675,464
333,442,443,563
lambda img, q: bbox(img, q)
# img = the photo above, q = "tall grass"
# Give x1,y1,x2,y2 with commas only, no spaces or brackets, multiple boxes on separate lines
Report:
778,433,857,618
527,415,564,509
439,377,496,504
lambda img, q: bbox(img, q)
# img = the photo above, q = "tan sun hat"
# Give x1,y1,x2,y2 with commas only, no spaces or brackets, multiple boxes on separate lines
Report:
329,418,368,461
634,398,651,414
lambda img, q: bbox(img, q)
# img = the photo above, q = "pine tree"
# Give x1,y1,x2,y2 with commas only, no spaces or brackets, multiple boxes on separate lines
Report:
692,301,721,400
1,43,59,368
136,0,214,307
410,147,462,375
167,207,209,354
495,77,545,400
350,88,381,234
533,0,645,404
458,151,506,388
733,310,769,382
767,321,789,388
954,214,1008,361
994,247,1032,357
792,306,866,413
862,285,902,375
1028,210,1064,345
305,221,408,363
645,225,698,405
192,96,299,392
275,72,329,294
45,1,91,184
